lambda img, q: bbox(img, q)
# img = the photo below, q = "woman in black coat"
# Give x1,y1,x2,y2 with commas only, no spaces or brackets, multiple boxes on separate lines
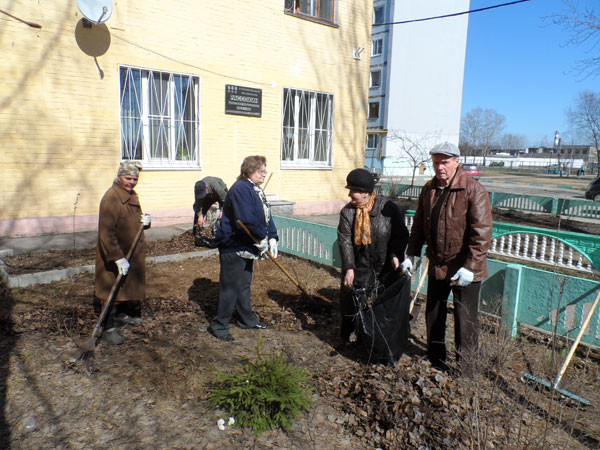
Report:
337,168,409,343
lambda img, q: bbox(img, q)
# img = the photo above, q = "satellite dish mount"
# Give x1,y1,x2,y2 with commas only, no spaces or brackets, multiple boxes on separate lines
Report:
76,0,113,27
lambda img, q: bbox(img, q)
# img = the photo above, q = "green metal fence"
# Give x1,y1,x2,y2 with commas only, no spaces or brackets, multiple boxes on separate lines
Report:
492,222,600,269
273,215,600,348
483,260,600,348
389,183,600,220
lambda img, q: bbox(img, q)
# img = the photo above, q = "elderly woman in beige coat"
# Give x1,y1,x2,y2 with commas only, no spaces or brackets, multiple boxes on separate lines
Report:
94,161,151,345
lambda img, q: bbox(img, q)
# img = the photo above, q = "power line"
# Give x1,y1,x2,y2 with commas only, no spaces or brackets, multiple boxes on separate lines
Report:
378,0,533,26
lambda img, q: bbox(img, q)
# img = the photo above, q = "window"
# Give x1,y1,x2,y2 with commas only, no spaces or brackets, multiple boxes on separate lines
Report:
285,0,335,23
368,102,380,119
366,133,381,157
371,38,383,56
119,65,200,167
370,70,381,88
281,87,334,168
373,6,385,24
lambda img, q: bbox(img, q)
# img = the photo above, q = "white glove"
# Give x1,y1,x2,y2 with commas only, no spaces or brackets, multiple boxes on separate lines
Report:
141,213,151,228
268,238,278,258
254,238,268,255
115,258,130,276
400,257,414,276
451,267,474,287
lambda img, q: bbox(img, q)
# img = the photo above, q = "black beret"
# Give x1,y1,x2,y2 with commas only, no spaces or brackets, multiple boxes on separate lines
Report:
345,168,375,193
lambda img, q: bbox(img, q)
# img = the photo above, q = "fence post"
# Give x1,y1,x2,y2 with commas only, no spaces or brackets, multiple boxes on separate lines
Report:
501,263,523,339
550,197,560,216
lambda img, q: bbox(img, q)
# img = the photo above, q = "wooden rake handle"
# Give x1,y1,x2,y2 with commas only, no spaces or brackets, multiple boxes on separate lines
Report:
93,223,145,339
236,219,309,296
409,259,429,315
554,287,600,389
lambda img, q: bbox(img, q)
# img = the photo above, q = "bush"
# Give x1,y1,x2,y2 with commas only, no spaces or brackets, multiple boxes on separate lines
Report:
208,333,313,436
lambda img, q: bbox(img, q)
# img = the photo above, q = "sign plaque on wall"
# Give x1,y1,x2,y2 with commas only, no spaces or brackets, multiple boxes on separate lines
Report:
225,84,262,117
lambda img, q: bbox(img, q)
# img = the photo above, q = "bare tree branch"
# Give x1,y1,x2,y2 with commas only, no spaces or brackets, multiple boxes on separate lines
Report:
459,108,506,165
387,130,440,186
549,0,600,79
567,90,600,174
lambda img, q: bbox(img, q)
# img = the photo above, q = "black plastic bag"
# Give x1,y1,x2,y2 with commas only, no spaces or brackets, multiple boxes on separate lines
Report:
352,274,411,365
193,225,217,248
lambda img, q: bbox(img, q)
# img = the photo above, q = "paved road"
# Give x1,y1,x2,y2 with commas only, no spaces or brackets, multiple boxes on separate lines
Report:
404,175,590,200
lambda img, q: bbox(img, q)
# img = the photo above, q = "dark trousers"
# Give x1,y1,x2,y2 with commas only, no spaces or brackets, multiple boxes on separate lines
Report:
210,252,258,335
426,278,481,366
339,285,357,341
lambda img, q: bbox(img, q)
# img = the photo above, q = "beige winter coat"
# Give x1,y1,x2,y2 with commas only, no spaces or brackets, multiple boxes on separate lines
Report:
94,182,146,302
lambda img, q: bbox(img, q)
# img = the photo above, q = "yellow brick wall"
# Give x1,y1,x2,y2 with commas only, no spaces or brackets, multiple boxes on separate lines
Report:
0,1,371,235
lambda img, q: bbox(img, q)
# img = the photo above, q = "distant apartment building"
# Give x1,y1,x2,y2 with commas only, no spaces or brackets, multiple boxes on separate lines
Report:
366,1,470,177
1,1,372,237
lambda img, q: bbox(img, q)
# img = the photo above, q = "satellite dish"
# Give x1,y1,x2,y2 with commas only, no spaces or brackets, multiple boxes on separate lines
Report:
76,0,113,25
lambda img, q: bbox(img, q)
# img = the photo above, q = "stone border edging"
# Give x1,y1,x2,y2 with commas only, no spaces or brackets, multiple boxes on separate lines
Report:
0,249,219,288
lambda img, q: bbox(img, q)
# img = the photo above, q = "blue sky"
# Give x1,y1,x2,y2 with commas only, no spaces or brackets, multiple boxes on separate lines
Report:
461,0,599,146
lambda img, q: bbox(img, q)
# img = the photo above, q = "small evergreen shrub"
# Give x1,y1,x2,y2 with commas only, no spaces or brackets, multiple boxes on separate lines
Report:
208,333,313,436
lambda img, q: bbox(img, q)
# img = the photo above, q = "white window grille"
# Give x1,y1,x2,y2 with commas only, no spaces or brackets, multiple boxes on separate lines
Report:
119,65,200,168
281,88,333,169
372,38,383,56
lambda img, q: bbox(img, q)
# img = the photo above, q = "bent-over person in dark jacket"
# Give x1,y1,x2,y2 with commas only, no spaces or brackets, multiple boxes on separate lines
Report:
193,176,228,246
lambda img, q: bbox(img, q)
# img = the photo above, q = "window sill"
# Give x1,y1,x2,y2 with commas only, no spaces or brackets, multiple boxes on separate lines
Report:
284,10,339,28
280,162,332,170
134,162,201,171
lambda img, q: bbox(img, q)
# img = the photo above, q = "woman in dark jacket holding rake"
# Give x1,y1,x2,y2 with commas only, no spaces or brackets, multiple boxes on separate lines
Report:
208,155,278,342
337,168,409,343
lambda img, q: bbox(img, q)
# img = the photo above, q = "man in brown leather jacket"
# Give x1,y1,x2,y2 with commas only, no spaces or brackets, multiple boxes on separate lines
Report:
402,142,492,374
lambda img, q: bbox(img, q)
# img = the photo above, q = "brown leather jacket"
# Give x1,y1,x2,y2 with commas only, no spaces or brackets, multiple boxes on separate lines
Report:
406,169,492,282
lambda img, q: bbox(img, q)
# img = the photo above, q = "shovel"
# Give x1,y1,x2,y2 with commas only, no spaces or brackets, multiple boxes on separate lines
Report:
236,220,310,297
76,223,145,360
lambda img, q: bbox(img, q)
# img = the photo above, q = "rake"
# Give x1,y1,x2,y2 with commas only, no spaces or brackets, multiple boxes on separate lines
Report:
408,258,428,322
521,287,600,406
75,223,144,360
236,220,310,297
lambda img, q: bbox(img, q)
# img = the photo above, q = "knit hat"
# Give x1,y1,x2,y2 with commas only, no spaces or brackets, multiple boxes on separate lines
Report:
430,142,460,157
117,160,143,177
345,168,375,193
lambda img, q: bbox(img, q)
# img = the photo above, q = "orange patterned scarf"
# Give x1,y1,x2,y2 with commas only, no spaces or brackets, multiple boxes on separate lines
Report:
353,194,375,246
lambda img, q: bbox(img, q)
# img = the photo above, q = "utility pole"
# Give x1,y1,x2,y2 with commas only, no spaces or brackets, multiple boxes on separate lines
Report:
554,130,563,178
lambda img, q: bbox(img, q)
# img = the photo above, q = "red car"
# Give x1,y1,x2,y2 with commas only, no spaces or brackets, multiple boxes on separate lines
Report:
461,164,480,180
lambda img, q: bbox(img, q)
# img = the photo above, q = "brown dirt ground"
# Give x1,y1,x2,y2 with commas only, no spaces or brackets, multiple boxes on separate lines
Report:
1,247,600,448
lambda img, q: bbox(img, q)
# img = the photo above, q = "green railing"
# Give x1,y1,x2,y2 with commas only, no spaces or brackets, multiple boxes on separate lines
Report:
389,184,600,220
492,222,600,269
482,260,600,348
274,216,341,267
273,215,600,348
